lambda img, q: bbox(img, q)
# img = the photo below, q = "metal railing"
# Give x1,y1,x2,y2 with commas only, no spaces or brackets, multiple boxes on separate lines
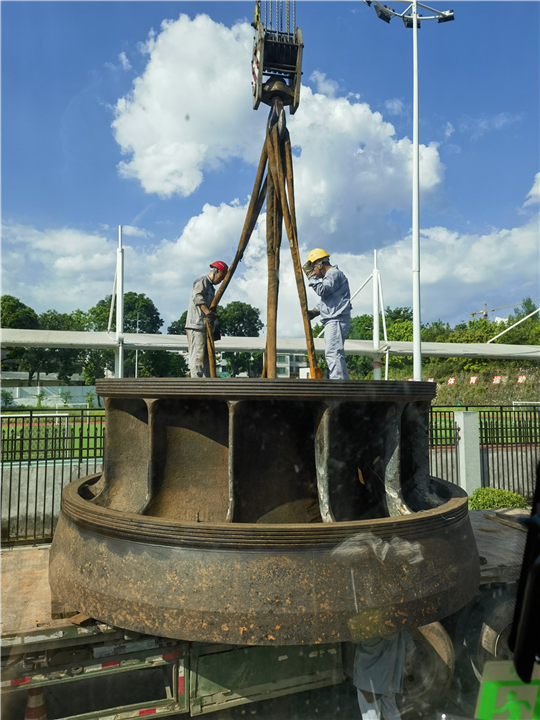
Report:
429,409,459,485
478,406,540,497
1,410,105,544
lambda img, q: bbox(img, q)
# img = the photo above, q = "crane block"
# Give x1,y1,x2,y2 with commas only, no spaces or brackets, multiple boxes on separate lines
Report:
251,21,303,114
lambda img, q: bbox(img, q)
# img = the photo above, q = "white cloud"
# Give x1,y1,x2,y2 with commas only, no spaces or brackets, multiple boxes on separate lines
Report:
3,208,538,333
122,225,154,238
111,12,443,219
317,213,540,326
286,86,444,247
522,172,540,208
459,112,523,140
105,53,132,72
1,224,117,311
112,14,264,198
385,99,405,116
5,14,536,334
310,70,339,99
444,122,454,138
119,52,131,71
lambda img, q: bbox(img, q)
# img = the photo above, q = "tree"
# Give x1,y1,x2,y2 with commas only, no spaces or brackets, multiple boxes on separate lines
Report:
215,302,264,377
168,311,188,335
136,350,189,378
81,350,112,386
85,293,163,334
1,389,16,409
385,306,413,323
38,309,84,384
59,390,72,407
81,293,164,381
348,314,374,341
345,314,374,379
516,297,539,319
218,302,264,337
124,293,163,334
1,295,40,329
0,295,49,384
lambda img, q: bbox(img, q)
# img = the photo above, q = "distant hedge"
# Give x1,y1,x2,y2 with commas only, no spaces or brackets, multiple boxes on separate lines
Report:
469,487,528,510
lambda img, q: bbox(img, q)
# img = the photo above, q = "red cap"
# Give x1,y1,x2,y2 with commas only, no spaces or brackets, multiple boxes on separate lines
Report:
209,261,229,275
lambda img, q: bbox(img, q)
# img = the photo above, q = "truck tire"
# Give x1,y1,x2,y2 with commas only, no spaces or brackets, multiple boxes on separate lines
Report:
472,599,515,678
398,622,455,719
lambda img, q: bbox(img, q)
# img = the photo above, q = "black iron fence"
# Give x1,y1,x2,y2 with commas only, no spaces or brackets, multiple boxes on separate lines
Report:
1,406,538,546
1,410,105,544
478,406,540,497
429,409,460,485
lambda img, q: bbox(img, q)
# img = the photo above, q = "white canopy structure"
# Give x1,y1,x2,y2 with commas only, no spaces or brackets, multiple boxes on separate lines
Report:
1,328,538,361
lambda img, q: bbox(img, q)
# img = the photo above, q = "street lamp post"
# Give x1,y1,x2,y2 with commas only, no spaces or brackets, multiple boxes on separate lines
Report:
135,312,140,379
364,0,454,381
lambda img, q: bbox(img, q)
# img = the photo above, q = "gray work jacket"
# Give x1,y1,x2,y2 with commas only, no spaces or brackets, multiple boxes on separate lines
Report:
308,266,352,323
186,275,215,331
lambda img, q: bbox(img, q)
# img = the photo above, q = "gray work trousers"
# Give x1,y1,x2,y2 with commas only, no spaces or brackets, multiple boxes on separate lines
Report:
324,317,350,380
357,689,401,720
186,328,210,378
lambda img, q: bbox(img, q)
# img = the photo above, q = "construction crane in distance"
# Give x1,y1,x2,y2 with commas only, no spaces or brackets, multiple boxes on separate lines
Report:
470,299,540,320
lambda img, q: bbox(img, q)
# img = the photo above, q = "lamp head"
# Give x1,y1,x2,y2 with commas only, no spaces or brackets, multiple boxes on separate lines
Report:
374,4,394,23
403,15,421,28
438,10,454,23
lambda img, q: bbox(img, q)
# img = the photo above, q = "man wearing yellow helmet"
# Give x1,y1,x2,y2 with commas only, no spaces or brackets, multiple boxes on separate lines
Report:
303,249,352,380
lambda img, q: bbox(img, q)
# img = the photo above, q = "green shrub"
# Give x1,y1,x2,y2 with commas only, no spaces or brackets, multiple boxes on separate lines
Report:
59,390,72,407
1,389,15,409
469,487,528,510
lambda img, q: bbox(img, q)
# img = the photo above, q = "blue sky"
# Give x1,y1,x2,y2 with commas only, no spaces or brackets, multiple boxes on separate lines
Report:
2,1,539,334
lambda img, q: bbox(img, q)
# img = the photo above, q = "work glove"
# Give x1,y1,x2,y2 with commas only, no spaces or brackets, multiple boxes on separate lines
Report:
213,322,222,342
302,260,314,278
307,308,320,321
206,310,217,330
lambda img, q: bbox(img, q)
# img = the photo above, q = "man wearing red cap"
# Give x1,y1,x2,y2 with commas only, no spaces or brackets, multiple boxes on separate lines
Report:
185,261,228,378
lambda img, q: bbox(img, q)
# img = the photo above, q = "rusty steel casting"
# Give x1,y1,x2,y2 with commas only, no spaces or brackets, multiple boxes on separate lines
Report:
49,378,480,645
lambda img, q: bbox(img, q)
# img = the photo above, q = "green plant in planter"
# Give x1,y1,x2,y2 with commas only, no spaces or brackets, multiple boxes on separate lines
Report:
469,487,528,510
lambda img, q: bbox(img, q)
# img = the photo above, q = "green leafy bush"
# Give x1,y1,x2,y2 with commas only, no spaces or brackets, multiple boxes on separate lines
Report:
59,390,72,407
1,389,15,409
469,487,528,510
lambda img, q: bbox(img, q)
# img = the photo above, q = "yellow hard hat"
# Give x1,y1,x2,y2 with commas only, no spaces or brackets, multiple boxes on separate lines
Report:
308,248,330,264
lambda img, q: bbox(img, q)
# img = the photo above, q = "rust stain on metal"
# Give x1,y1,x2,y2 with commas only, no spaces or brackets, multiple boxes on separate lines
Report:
49,378,480,645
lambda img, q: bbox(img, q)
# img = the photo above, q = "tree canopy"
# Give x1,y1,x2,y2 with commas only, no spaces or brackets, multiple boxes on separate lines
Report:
168,311,188,335
1,295,39,329
218,301,264,337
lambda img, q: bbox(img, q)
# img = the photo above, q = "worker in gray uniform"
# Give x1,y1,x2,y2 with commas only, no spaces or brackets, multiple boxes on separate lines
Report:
353,632,415,720
185,261,228,378
303,248,352,380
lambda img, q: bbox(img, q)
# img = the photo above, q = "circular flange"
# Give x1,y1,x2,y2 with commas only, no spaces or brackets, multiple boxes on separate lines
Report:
50,475,480,646
95,377,436,402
